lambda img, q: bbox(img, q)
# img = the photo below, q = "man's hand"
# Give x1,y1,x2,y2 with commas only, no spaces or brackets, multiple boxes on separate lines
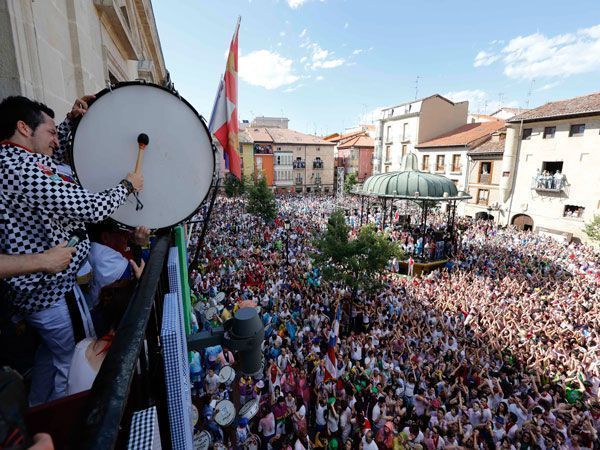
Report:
126,172,144,192
129,259,146,280
68,95,95,120
40,243,76,273
133,226,150,246
28,433,54,450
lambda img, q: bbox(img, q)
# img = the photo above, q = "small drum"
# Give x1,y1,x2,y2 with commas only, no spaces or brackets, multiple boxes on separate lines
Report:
238,398,259,420
205,307,217,321
69,82,215,229
214,400,236,427
242,434,261,450
218,365,236,386
193,430,212,450
215,292,226,303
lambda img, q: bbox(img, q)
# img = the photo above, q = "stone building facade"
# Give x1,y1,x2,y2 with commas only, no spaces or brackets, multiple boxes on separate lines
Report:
0,0,167,118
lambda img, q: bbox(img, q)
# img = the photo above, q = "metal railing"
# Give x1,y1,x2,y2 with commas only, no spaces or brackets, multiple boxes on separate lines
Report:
532,173,566,192
313,161,324,169
74,234,172,450
293,161,306,169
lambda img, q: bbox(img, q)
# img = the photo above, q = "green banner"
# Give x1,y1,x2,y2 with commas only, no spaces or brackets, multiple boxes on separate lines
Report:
174,225,192,336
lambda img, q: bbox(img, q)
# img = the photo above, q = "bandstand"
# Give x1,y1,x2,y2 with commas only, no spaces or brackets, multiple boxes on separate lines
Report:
352,154,471,274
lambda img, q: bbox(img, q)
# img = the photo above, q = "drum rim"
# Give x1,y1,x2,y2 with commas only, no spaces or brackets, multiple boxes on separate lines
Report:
238,398,259,418
214,399,235,425
67,80,216,230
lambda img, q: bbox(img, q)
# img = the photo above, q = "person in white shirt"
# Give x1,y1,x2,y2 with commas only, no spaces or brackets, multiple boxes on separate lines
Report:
204,367,219,395
361,431,378,450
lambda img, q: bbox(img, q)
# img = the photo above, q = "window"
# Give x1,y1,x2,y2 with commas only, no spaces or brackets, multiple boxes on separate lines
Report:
402,123,408,140
277,155,281,165
522,128,533,140
386,126,392,142
385,165,390,173
543,126,556,139
385,145,391,162
477,189,489,205
436,155,445,172
569,124,585,137
479,162,492,183
451,155,461,172
541,161,563,173
563,205,585,218
401,145,408,157
422,155,430,171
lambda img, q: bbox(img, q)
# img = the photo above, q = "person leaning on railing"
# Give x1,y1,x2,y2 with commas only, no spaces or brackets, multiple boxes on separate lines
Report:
0,95,143,406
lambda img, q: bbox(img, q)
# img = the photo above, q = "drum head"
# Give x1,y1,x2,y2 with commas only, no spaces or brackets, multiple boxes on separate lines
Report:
193,430,212,450
70,82,215,229
214,400,236,427
218,365,235,385
238,398,259,420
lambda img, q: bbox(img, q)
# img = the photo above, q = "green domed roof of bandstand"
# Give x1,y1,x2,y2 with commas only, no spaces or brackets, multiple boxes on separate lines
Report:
358,153,468,200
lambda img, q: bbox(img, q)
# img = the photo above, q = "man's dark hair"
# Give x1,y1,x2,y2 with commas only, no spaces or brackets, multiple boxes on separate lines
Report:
0,96,55,141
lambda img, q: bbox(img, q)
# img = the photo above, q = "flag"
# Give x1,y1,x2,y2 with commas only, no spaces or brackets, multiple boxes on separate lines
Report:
324,303,342,381
209,18,241,179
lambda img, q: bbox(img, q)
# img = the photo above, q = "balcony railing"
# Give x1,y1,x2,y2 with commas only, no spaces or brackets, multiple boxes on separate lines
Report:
295,178,303,185
313,161,324,169
532,173,566,192
293,161,306,169
479,173,491,184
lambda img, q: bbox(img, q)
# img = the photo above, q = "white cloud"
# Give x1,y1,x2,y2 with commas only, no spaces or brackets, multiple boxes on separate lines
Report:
280,31,286,37
352,49,363,55
239,50,299,89
537,81,560,92
474,24,600,79
474,50,500,67
299,28,307,38
316,75,324,81
344,22,349,29
277,42,282,47
287,0,307,8
284,84,304,93
300,56,307,63
316,58,344,68
307,42,345,69
287,0,325,8
444,89,519,114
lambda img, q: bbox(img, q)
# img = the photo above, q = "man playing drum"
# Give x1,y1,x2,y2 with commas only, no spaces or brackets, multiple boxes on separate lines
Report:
0,95,143,405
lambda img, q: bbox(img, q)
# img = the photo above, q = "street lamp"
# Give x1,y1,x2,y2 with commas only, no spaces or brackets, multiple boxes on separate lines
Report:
284,219,290,265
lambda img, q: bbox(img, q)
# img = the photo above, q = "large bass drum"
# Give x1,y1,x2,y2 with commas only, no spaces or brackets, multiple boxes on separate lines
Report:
69,81,215,229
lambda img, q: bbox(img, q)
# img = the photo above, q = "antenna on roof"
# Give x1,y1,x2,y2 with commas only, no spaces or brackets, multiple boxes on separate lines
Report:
525,79,536,109
497,92,504,108
414,75,420,100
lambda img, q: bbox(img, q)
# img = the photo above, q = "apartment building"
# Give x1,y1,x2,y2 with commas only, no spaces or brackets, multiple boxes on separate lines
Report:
499,92,600,242
373,94,468,174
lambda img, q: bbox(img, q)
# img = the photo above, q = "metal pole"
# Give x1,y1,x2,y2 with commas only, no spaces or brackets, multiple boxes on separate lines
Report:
382,198,387,230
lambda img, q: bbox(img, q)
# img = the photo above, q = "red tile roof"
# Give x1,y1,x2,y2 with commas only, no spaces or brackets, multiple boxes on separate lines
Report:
468,133,506,155
338,134,374,149
416,121,505,149
509,92,600,122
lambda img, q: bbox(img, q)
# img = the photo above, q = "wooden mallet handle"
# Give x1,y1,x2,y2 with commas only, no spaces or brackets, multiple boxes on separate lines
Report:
134,133,149,173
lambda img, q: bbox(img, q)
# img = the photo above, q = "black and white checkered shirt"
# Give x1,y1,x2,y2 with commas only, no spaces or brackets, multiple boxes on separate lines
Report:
0,119,129,315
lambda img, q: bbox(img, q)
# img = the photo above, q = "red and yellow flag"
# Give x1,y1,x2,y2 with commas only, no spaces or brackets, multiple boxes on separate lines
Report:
209,18,241,179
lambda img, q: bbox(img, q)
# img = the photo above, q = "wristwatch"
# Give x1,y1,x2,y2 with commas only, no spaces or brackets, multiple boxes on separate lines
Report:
120,178,135,194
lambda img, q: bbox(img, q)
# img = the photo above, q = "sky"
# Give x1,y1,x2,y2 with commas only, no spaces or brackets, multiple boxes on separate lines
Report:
153,0,600,135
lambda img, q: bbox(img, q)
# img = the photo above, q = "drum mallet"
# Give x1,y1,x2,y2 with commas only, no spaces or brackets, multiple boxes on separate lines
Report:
130,133,148,211
134,133,149,173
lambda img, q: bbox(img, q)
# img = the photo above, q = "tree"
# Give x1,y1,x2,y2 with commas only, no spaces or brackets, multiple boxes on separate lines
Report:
313,209,403,299
223,173,246,197
247,176,277,222
344,172,358,193
584,215,600,243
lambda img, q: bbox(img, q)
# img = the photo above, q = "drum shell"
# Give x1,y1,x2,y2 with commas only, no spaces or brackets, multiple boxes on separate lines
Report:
68,81,215,229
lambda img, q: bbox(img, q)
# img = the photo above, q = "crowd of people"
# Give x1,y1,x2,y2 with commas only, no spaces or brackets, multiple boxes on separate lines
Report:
188,194,598,450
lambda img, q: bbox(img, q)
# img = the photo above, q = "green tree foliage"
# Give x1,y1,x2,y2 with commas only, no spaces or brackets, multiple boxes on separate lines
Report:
247,177,277,222
344,172,358,193
313,209,403,298
583,215,600,243
223,173,246,197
